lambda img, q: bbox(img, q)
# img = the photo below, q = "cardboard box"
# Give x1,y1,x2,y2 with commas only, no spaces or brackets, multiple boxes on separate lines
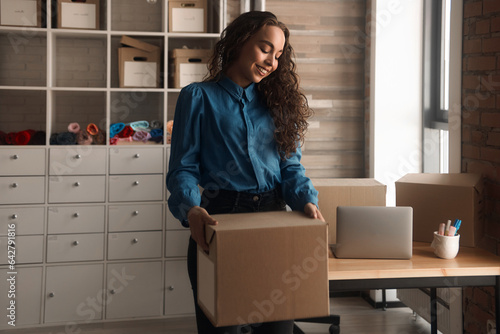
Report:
168,0,207,32
0,0,42,27
57,0,99,30
197,211,329,327
119,35,161,88
312,178,386,244
396,173,484,247
170,48,211,88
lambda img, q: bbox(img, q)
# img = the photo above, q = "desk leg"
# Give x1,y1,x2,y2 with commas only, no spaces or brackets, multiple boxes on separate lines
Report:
430,288,437,334
496,276,499,334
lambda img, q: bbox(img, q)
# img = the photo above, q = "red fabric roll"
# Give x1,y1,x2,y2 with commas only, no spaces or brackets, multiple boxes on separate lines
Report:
6,132,16,145
14,130,33,145
117,125,134,138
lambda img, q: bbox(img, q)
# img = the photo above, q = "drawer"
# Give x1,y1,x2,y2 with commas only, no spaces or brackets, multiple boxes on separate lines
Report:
48,176,105,203
0,235,43,264
48,205,105,234
0,177,45,205
47,233,104,263
108,231,162,260
109,203,163,232
109,174,163,202
165,230,190,257
49,147,106,175
0,207,44,235
109,147,164,174
0,148,46,175
166,201,183,230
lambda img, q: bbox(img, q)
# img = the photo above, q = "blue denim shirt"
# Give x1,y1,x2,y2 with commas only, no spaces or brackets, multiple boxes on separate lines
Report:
166,76,318,226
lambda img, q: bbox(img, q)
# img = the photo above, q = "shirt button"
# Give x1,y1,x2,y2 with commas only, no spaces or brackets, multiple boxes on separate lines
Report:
253,195,259,202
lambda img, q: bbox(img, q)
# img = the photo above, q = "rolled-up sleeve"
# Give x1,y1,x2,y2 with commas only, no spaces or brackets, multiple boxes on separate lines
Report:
280,146,319,211
166,85,203,227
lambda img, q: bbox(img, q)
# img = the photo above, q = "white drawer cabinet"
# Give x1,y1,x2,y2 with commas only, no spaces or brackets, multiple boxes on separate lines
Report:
48,176,106,203
48,205,105,234
0,177,45,204
0,207,44,235
0,267,43,328
0,148,46,176
49,147,106,175
165,230,190,258
45,264,104,323
165,201,183,230
165,260,195,316
47,234,104,262
109,147,164,174
108,231,162,260
106,261,163,319
108,203,162,232
0,235,43,264
109,174,163,202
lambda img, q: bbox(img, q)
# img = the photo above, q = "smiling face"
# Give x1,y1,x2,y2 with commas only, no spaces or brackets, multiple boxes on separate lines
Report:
225,24,286,88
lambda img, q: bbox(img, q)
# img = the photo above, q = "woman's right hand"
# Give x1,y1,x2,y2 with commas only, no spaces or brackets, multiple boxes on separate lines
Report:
187,206,218,252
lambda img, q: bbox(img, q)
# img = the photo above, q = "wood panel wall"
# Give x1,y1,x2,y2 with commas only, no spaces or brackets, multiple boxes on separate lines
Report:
266,0,367,178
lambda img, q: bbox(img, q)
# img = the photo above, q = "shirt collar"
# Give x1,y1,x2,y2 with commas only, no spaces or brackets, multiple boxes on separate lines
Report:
218,76,257,103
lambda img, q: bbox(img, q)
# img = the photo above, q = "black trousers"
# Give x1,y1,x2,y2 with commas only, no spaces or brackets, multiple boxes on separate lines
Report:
187,188,294,334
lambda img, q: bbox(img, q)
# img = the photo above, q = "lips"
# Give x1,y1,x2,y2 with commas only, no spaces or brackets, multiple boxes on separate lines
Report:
256,65,270,76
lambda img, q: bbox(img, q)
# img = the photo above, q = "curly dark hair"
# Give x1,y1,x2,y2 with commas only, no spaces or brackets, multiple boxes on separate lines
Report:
205,11,312,160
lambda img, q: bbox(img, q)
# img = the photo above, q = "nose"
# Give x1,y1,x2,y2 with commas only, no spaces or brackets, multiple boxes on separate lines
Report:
265,54,277,69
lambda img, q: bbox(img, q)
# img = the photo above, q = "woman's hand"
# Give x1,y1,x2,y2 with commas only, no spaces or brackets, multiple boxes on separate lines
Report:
187,206,218,252
304,202,325,222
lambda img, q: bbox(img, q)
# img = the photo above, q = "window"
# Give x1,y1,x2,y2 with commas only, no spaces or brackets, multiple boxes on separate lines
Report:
422,0,451,173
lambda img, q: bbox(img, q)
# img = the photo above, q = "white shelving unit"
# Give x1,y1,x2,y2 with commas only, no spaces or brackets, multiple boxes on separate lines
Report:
0,0,227,329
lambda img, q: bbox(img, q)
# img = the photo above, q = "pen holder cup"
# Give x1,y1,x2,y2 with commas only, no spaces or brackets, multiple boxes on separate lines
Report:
431,231,460,259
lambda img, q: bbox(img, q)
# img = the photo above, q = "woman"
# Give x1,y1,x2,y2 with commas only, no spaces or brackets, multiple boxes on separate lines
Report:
166,11,324,334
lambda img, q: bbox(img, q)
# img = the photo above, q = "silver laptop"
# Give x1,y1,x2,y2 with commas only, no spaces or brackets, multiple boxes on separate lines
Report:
332,206,413,259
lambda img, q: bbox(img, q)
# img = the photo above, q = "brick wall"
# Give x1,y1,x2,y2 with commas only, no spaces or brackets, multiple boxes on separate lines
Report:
462,0,500,333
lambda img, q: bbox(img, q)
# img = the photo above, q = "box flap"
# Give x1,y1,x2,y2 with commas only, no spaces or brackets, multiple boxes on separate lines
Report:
120,35,159,53
396,173,482,188
312,178,385,187
209,211,325,233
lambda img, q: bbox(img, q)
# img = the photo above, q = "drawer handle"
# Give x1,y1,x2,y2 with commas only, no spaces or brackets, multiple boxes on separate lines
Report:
75,154,82,159
110,289,116,295
11,183,18,188
133,181,139,186
74,212,80,218
132,238,139,244
168,286,174,291
74,182,81,187
11,214,18,220
48,292,55,298
133,210,139,216
73,241,79,246
11,154,19,160
134,153,140,158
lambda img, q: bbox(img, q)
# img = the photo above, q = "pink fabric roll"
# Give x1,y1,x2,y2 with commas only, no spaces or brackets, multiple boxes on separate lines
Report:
68,122,81,133
132,130,151,143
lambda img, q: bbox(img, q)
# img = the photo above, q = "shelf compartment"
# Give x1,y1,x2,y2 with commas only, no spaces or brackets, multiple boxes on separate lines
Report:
0,89,47,145
0,31,47,87
109,91,164,145
110,35,164,89
53,34,107,88
51,0,107,31
50,90,106,145
111,0,164,33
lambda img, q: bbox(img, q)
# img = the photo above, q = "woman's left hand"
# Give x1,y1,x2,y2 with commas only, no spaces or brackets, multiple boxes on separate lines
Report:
304,203,325,222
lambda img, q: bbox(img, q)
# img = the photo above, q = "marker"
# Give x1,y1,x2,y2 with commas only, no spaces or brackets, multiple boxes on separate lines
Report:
445,220,452,235
454,220,462,234
447,226,457,236
438,223,445,236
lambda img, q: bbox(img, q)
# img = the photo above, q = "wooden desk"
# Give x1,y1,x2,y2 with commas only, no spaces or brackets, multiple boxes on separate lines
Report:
328,242,500,334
